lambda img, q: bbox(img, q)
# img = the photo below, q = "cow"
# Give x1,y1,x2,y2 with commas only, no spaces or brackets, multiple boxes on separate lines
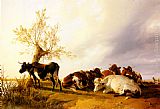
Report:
121,66,143,86
62,68,103,91
109,64,121,75
19,62,62,91
101,70,114,77
152,76,160,84
100,64,121,78
19,62,40,88
94,75,141,97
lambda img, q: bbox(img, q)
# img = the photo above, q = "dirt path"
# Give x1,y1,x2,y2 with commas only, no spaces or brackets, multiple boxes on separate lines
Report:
41,83,160,109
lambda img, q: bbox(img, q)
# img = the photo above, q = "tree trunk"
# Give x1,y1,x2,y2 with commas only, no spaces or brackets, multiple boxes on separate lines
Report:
32,44,48,63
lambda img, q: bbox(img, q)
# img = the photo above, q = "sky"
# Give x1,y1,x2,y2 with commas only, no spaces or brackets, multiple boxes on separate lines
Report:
0,0,160,79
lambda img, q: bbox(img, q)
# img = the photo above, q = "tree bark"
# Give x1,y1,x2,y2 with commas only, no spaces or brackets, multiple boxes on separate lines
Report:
32,44,48,63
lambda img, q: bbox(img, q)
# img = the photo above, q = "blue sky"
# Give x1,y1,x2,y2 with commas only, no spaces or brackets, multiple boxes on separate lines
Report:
0,0,160,79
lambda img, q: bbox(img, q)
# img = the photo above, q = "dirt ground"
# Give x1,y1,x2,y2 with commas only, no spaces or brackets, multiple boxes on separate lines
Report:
41,82,160,109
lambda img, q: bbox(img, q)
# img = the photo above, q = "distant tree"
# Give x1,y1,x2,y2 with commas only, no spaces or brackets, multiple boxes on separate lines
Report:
13,9,73,62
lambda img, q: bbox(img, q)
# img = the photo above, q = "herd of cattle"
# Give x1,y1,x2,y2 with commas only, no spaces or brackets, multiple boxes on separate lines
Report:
19,62,144,97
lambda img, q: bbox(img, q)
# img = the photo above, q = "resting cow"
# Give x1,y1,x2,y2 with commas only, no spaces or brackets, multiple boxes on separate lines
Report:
101,64,121,78
62,68,103,91
94,75,141,97
121,66,143,86
101,70,114,77
19,62,62,91
109,64,121,75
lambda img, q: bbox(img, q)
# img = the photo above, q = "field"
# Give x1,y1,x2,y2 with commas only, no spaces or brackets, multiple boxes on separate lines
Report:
1,80,160,109
43,82,160,109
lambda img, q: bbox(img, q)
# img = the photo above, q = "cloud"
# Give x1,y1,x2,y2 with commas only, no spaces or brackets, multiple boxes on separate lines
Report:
58,0,160,79
1,0,160,79
98,1,160,79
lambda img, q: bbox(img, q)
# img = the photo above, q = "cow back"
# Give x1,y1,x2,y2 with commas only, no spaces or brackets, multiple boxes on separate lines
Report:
101,70,114,77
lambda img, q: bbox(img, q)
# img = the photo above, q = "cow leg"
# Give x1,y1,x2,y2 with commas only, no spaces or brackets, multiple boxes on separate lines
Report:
32,74,37,88
103,87,112,94
58,79,62,91
32,74,40,88
37,78,40,88
54,65,62,91
50,76,55,91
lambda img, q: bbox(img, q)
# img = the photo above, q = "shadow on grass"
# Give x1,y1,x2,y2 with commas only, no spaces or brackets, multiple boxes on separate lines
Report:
38,82,160,99
40,86,109,99
141,83,160,98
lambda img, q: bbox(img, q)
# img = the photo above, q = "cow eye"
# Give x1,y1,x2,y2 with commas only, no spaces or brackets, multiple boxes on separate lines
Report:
101,83,105,85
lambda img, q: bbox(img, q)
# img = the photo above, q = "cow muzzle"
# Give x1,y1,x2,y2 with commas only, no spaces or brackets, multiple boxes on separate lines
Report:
19,69,25,73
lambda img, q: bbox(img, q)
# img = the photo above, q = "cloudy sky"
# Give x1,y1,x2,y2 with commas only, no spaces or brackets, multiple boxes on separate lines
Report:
0,0,160,79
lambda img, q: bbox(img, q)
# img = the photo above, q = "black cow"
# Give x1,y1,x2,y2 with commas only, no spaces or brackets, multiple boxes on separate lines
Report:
19,62,62,91
19,62,40,88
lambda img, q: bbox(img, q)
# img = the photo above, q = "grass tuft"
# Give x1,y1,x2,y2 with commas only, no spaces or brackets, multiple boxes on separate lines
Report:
1,75,63,108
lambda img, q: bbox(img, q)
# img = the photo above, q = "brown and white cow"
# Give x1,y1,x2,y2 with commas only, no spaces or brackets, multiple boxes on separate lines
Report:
101,70,114,77
121,66,143,86
101,64,121,78
109,64,121,75
62,68,103,91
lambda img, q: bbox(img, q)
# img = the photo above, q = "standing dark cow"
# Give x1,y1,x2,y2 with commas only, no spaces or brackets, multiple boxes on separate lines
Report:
19,62,62,91
62,68,103,91
19,62,40,88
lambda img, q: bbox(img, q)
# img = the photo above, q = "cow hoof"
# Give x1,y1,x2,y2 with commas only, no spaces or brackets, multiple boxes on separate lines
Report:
114,94,120,97
126,93,132,96
125,96,130,100
70,88,77,92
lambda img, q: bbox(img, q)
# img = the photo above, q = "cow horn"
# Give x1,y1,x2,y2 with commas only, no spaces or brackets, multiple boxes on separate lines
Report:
18,62,23,64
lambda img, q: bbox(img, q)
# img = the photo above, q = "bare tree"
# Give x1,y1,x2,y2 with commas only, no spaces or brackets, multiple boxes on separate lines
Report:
13,9,73,62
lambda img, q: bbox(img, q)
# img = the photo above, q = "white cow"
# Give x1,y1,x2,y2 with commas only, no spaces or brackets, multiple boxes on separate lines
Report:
94,75,141,97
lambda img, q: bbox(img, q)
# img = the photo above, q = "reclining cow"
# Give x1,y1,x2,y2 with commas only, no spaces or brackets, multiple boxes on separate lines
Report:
62,68,103,91
108,64,121,75
19,62,62,91
101,64,121,78
94,75,141,97
121,66,143,86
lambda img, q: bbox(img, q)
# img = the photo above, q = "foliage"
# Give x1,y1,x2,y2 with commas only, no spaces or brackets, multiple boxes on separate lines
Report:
13,9,73,61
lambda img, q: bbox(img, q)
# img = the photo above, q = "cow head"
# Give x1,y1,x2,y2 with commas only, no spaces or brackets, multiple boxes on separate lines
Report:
109,64,121,75
92,68,103,78
127,66,132,72
94,78,105,92
19,62,32,73
122,67,134,77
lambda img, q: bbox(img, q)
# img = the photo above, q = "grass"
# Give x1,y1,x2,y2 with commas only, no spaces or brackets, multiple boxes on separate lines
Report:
1,73,160,109
1,75,64,109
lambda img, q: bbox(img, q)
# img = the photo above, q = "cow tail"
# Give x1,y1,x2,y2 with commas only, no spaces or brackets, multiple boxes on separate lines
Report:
55,64,61,88
54,64,59,80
